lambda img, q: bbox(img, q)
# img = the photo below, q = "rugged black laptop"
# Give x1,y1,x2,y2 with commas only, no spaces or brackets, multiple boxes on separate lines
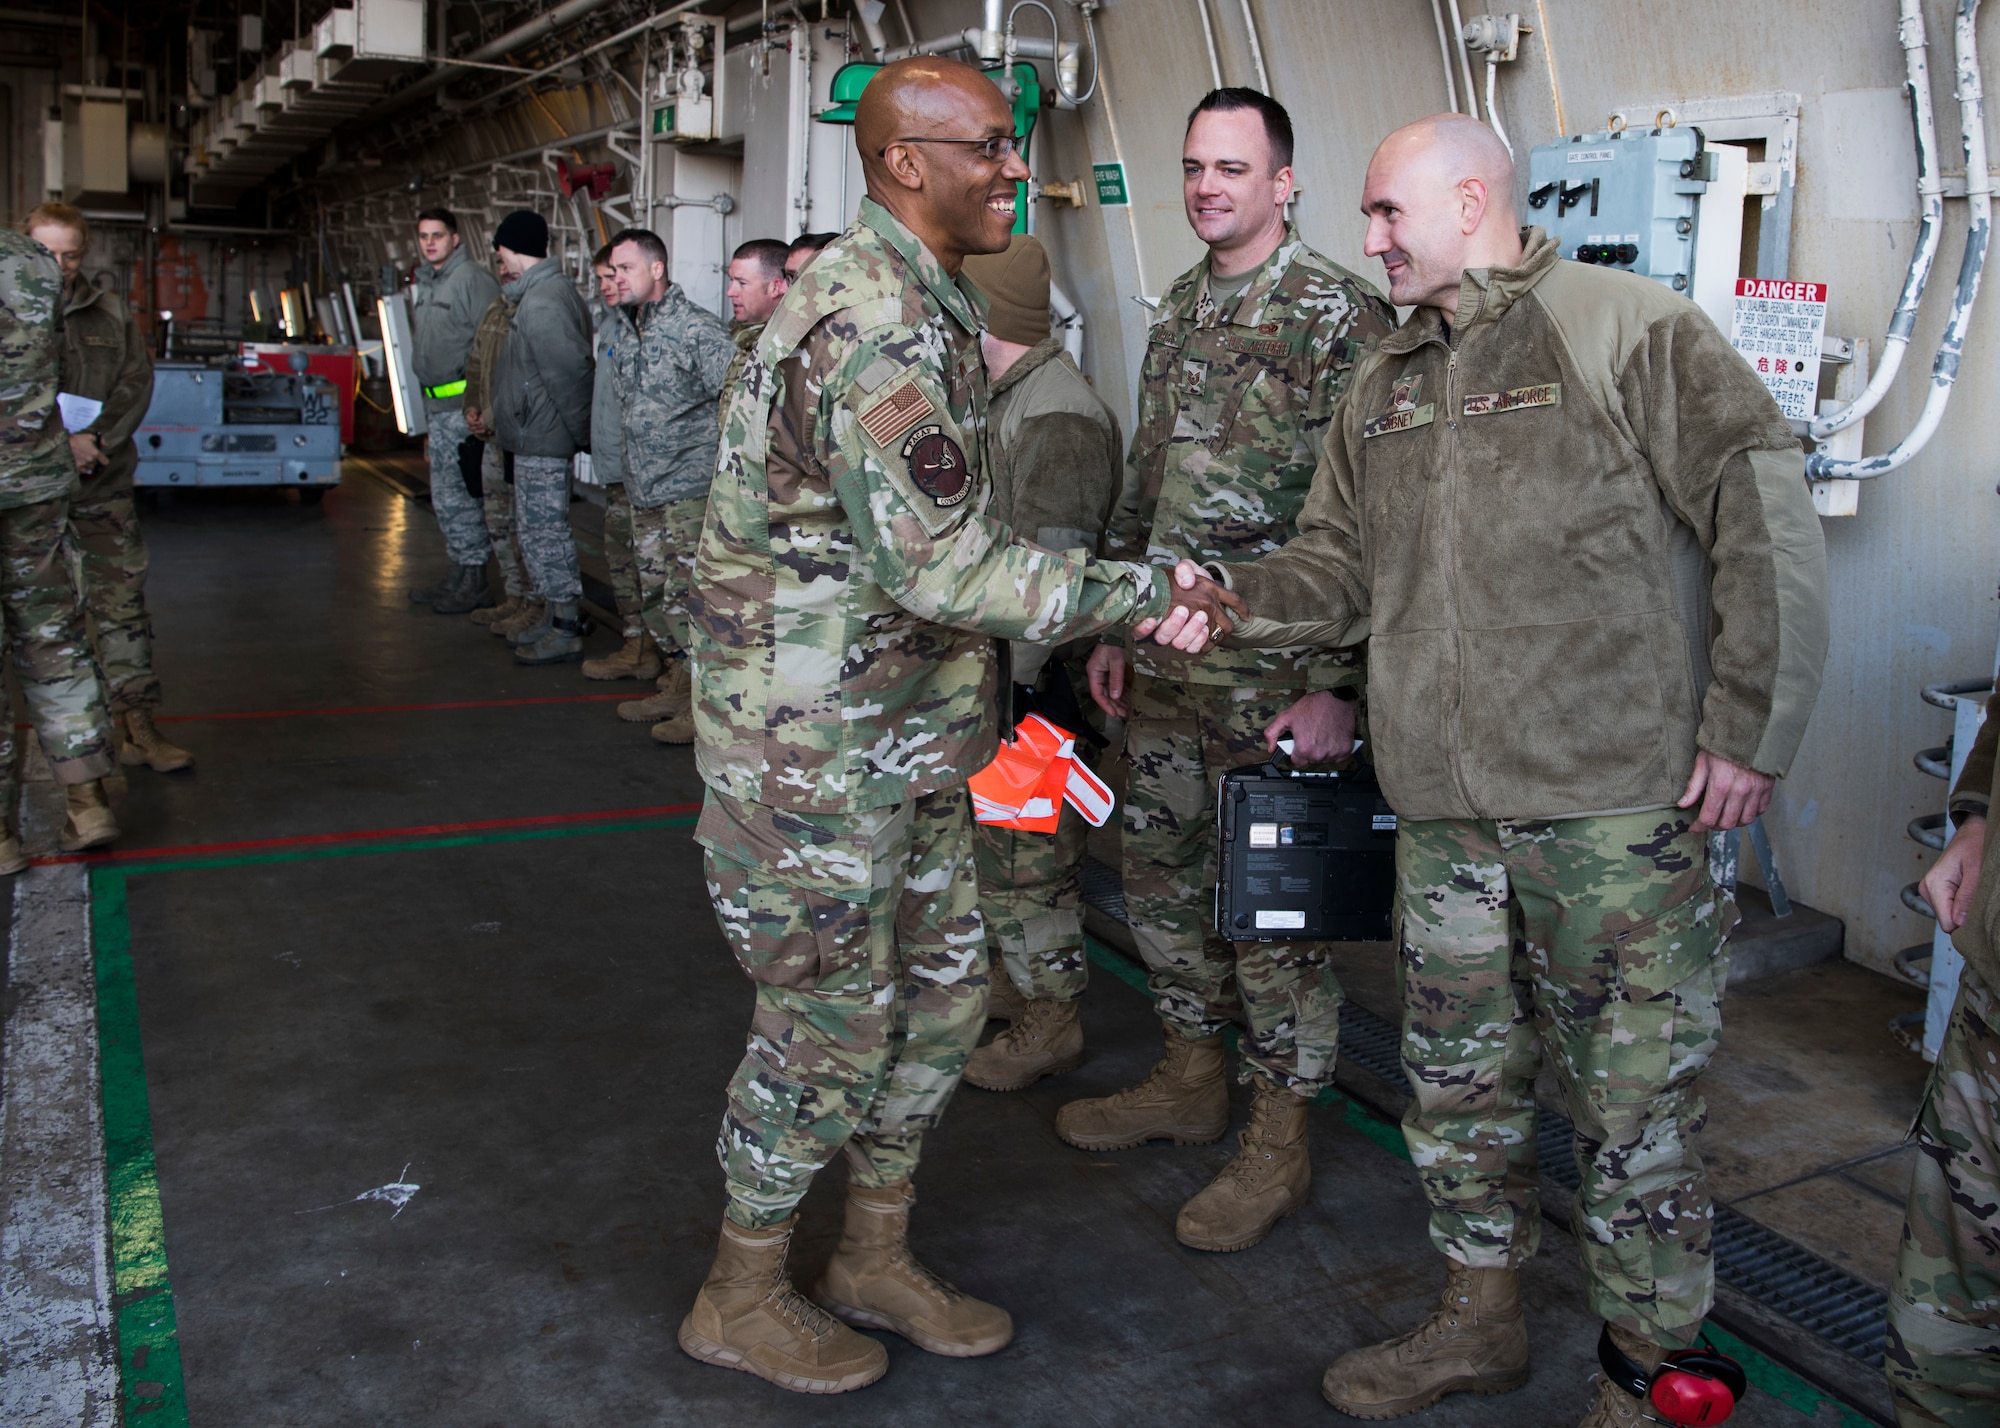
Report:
1214,755,1398,943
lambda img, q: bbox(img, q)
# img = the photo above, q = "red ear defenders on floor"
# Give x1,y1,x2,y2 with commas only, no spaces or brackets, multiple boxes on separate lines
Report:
1597,1326,1747,1425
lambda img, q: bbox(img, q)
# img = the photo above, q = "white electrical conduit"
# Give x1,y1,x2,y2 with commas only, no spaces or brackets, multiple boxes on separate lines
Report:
1446,0,1481,119
1193,0,1225,90
1238,0,1271,95
1810,0,1943,439
854,0,891,60
1809,0,1988,479
1429,0,1460,115
1484,55,1512,157
1007,0,1096,106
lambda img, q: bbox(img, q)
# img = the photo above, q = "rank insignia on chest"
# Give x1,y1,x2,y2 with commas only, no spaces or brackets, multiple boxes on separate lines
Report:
1362,370,1436,439
858,378,936,447
902,423,970,506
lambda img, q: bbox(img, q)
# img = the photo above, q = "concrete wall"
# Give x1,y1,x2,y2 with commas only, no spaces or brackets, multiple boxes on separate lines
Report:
965,0,1998,978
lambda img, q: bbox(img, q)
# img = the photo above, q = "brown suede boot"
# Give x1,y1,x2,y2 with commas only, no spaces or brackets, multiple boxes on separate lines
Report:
1054,1026,1228,1150
678,1214,888,1394
118,710,195,773
1321,1258,1530,1418
581,634,662,682
964,997,1083,1091
650,710,696,745
490,598,544,638
656,656,692,713
57,780,119,853
1575,1325,1662,1426
813,1181,1013,1357
986,970,1027,1025
1174,1077,1311,1251
470,594,520,627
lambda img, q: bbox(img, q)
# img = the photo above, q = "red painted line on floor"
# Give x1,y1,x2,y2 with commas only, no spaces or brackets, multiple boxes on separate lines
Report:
149,693,638,723
30,802,704,866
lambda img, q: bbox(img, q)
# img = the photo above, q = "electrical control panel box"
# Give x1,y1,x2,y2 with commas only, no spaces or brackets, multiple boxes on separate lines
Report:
1527,127,1748,321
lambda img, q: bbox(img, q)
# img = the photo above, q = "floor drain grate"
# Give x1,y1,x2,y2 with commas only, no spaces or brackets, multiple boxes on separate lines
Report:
1081,857,1892,1372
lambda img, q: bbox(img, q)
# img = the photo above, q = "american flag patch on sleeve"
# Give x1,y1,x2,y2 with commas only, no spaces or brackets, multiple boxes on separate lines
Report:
857,379,936,447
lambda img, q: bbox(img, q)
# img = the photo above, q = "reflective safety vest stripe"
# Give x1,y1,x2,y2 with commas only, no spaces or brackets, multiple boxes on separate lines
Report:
422,379,468,399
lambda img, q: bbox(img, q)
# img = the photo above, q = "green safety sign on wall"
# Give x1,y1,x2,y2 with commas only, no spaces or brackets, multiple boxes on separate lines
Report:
652,104,675,136
1093,162,1129,206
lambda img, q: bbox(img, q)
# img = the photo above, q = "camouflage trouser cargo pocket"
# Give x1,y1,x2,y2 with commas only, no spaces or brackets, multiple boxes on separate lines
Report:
1565,888,1729,1110
702,859,874,996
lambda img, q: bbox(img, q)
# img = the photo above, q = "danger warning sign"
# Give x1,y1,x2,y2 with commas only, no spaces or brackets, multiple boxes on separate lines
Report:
1729,279,1828,423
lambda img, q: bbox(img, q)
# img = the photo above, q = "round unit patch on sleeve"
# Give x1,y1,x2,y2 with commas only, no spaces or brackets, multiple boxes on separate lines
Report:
901,423,970,507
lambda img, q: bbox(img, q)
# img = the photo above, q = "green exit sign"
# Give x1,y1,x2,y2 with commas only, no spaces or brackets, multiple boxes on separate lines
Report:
652,104,675,136
1093,162,1128,206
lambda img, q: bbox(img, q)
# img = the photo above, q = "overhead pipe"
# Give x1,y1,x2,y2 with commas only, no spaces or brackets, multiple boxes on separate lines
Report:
1194,0,1225,90
1810,0,1943,439
1238,0,1270,95
1809,0,1988,479
1446,0,1481,120
1429,0,1461,115
854,0,891,60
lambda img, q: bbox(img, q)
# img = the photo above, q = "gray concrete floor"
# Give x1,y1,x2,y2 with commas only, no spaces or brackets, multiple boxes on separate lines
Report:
70,465,1863,1425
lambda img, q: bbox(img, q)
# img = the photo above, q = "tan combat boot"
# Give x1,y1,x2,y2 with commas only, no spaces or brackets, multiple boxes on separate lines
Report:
964,997,1084,1091
0,834,27,876
986,969,1027,1026
678,1213,888,1394
491,598,544,638
581,633,662,682
1175,1077,1311,1252
118,710,195,773
1575,1325,1662,1426
470,594,520,627
58,780,119,853
1321,1258,1530,1418
650,711,696,745
813,1180,1014,1357
619,657,690,721
1054,1026,1229,1150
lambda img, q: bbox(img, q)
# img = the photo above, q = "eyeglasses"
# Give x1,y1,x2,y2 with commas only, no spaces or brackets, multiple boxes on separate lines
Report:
881,134,1023,163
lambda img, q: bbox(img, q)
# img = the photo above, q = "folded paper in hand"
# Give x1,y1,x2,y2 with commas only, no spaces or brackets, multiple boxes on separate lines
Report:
57,392,103,433
967,713,1116,833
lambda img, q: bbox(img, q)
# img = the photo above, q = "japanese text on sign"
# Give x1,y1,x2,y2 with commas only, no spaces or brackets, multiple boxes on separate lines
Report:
1728,278,1828,423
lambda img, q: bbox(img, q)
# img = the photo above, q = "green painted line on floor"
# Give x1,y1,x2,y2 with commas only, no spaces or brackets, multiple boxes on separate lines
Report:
1086,931,1872,1426
105,814,701,877
92,868,189,1427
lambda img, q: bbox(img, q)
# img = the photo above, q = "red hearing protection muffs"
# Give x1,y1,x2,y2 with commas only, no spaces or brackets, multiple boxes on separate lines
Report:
1597,1326,1747,1425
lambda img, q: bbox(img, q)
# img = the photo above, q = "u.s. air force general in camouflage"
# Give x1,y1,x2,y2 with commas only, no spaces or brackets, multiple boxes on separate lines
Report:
687,196,1170,1230
690,195,1168,817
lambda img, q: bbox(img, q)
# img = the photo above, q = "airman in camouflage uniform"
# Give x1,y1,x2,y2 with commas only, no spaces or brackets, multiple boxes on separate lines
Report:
1060,90,1394,1257
25,205,189,777
1890,692,2000,1424
602,228,733,744
719,237,791,423
0,225,117,862
677,58,1235,1397
581,255,656,683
